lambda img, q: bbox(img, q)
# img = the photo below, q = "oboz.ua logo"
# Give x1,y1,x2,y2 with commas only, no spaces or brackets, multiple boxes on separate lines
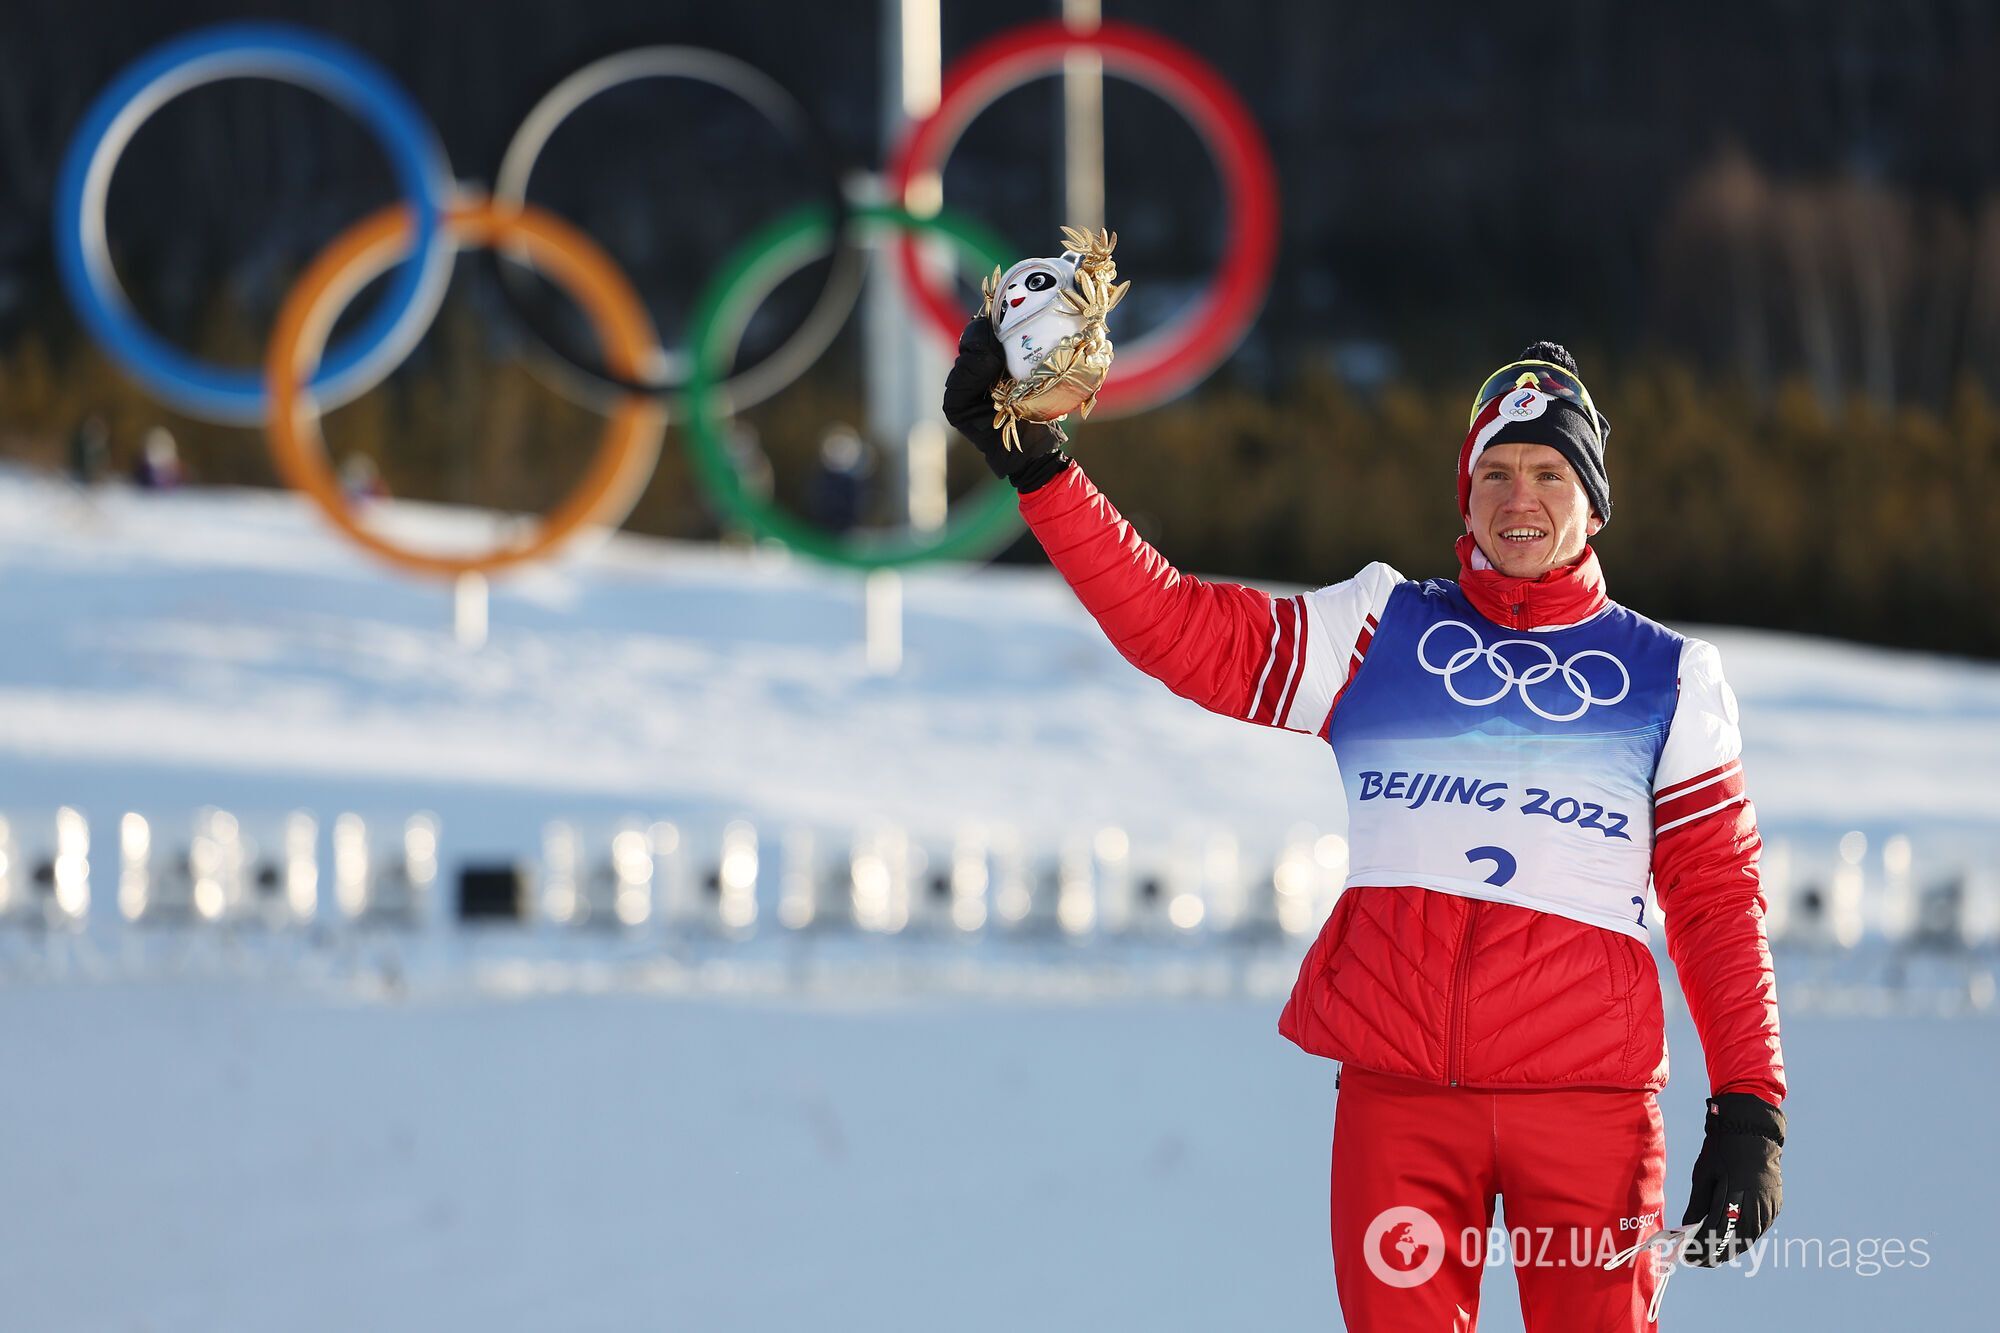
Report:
1363,1206,1446,1288
1416,620,1631,721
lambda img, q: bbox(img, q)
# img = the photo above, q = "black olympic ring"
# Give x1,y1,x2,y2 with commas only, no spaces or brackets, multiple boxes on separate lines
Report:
487,45,863,416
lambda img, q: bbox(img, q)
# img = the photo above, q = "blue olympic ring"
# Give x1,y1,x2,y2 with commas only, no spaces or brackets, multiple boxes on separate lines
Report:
52,22,456,425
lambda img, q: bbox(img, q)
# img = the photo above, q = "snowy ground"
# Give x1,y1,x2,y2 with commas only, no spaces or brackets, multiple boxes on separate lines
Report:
2,470,1998,1330
3,980,1996,1332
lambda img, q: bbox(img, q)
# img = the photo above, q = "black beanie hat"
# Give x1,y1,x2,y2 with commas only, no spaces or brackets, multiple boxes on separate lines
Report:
1459,341,1612,524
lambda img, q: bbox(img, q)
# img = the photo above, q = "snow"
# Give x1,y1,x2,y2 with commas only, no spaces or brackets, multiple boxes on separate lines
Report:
1,468,1996,1330
4,468,1997,867
3,982,1995,1331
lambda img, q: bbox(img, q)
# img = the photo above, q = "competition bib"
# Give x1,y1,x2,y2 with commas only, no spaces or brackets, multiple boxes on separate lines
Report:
1326,580,1684,939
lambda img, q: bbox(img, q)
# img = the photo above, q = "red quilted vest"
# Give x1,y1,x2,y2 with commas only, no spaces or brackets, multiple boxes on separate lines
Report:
1278,883,1670,1089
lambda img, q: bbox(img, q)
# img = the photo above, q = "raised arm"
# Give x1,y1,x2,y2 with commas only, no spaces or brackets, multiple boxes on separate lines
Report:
943,317,1395,733
1021,463,1314,725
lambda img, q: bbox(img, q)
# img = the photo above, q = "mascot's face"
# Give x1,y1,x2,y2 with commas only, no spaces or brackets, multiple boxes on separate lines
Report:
991,257,1074,332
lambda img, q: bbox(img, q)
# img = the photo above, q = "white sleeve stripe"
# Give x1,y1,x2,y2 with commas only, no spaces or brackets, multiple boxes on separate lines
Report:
1247,602,1284,720
1290,562,1405,738
1654,760,1742,805
1276,596,1311,728
1655,637,1746,802
1655,793,1749,835
1254,595,1301,723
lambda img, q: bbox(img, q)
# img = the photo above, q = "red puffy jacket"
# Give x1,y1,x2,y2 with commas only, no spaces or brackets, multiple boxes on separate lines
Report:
1019,463,1785,1104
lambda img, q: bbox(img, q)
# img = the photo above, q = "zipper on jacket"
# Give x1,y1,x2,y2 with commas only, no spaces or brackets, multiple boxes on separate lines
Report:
1444,900,1483,1086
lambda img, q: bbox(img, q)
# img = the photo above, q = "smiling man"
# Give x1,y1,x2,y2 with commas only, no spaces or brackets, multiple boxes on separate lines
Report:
944,335,1788,1331
1472,440,1597,573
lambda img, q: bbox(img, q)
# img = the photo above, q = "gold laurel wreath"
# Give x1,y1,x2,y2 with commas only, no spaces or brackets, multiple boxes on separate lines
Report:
982,227,1132,451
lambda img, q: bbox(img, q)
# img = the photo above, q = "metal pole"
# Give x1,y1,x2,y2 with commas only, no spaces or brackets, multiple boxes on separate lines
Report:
866,0,947,534
1062,0,1105,235
454,572,489,650
865,569,904,675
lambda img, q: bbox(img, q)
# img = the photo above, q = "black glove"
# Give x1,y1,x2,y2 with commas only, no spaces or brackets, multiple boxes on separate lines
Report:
1679,1093,1785,1267
940,317,1072,493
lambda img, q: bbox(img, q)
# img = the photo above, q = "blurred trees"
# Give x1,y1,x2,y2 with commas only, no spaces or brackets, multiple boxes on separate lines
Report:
5,312,1995,658
1657,147,2000,413
1071,363,2000,660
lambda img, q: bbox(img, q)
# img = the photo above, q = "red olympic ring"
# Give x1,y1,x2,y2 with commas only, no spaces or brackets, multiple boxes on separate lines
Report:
887,19,1279,417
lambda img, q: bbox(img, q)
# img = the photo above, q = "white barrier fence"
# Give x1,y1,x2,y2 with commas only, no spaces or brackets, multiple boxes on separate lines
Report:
2,808,1996,1009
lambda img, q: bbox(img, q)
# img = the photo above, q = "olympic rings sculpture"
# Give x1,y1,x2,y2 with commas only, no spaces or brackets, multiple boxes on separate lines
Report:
268,198,667,578
54,19,1278,576
1416,620,1632,723
887,20,1280,419
54,23,455,426
686,204,1016,569
489,46,866,417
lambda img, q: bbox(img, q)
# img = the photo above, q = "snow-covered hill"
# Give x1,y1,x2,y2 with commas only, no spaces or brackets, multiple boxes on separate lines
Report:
2,466,1996,879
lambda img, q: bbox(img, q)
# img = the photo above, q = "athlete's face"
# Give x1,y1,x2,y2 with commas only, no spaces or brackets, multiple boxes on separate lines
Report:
1467,443,1601,579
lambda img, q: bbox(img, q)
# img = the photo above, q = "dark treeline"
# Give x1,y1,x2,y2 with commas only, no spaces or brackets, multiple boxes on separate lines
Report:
3,0,1999,654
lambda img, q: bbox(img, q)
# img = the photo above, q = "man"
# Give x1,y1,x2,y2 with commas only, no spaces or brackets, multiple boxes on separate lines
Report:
944,326,1786,1331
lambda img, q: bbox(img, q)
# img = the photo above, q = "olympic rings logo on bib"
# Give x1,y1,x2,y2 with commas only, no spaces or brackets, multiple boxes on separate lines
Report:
1416,620,1631,722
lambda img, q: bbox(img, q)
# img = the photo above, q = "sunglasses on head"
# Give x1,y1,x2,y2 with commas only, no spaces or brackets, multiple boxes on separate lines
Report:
1468,359,1610,451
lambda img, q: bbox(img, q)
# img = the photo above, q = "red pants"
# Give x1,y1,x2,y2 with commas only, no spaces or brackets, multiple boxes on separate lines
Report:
1330,1067,1666,1332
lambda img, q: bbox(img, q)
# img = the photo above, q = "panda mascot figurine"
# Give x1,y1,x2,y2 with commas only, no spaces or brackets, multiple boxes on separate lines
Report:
980,226,1129,451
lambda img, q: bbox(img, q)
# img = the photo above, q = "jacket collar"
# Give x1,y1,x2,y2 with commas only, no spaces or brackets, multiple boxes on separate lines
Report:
1454,533,1610,631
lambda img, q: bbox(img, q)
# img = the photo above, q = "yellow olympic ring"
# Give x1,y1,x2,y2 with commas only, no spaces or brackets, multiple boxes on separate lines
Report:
264,197,665,578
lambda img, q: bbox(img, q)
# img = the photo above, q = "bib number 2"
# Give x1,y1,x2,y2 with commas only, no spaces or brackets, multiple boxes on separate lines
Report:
1463,846,1517,887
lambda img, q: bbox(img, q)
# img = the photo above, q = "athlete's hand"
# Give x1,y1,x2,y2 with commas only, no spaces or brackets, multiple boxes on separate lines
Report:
941,317,1070,492
1679,1093,1785,1266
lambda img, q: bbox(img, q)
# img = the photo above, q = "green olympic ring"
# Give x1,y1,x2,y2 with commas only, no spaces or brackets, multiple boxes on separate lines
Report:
685,203,1034,570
